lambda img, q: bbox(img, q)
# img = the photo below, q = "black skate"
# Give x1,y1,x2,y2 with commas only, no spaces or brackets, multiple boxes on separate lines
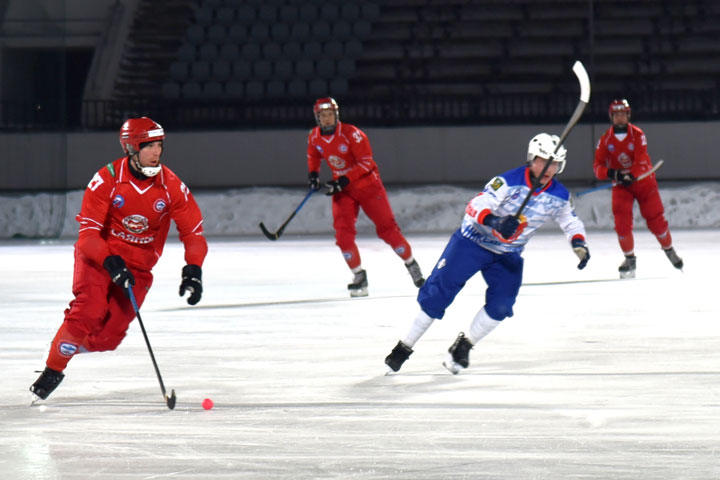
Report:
405,259,425,287
348,269,368,297
664,247,684,271
30,367,65,400
443,332,473,374
618,255,637,279
385,341,413,373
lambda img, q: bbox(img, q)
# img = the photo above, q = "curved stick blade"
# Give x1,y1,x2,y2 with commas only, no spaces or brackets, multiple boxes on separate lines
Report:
572,61,591,103
166,389,176,410
258,222,279,241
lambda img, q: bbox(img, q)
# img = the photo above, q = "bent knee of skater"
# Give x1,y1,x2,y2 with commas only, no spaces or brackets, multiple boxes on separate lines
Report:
485,304,513,320
86,333,126,352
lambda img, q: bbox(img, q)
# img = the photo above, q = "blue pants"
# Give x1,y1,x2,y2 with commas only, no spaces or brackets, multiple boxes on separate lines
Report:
418,230,523,321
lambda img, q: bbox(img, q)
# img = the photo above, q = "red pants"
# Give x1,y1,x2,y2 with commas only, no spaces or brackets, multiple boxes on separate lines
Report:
332,177,412,269
46,248,153,372
612,176,672,254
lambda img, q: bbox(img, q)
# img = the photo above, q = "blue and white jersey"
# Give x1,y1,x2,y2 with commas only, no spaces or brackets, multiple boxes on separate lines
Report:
460,166,586,254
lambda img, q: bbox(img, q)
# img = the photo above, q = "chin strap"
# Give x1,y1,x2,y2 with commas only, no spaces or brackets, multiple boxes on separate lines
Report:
131,156,161,177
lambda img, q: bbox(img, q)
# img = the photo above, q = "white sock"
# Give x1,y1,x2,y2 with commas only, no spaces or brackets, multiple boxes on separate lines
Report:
401,310,435,348
404,256,415,266
467,308,501,345
352,265,363,274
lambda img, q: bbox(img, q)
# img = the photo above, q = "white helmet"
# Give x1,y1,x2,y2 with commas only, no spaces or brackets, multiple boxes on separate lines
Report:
527,133,567,174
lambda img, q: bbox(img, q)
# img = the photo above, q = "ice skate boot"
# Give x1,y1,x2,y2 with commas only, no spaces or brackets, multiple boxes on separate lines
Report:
405,259,425,287
443,332,473,374
30,367,65,401
348,269,368,297
385,341,413,373
663,247,684,271
618,255,637,279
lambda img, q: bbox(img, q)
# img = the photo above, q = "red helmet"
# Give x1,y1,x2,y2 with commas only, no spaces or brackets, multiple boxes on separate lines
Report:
313,97,339,126
608,99,631,120
119,117,165,155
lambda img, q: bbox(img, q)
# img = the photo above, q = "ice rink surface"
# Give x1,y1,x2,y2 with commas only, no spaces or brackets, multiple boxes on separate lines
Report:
1,230,718,479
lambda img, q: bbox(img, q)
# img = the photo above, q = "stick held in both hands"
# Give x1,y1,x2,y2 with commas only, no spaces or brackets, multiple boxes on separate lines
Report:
127,286,176,410
515,61,591,218
575,160,665,197
259,188,316,240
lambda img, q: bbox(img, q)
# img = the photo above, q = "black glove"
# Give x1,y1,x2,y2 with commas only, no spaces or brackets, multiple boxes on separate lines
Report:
308,171,320,191
483,214,520,239
325,175,349,196
607,168,635,186
571,238,590,270
103,255,135,291
179,264,203,305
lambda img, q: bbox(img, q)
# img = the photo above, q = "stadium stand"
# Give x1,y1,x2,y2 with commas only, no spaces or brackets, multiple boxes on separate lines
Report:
4,0,720,130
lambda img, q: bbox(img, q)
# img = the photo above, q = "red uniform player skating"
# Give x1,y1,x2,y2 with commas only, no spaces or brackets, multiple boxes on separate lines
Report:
307,98,424,296
593,99,683,278
30,117,208,401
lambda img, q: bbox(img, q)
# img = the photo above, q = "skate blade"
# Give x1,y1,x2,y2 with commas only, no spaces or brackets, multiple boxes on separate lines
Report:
443,356,464,375
619,270,636,279
349,287,368,297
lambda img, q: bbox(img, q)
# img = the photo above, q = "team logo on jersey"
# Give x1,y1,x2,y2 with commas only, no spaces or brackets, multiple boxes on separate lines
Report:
58,342,78,357
112,195,125,208
328,155,346,169
339,144,348,153
153,198,167,212
608,144,615,152
315,145,324,154
628,143,635,151
122,214,149,234
490,178,504,191
618,153,632,168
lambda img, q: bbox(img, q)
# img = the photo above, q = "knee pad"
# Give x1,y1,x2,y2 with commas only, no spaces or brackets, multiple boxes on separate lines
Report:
485,302,513,321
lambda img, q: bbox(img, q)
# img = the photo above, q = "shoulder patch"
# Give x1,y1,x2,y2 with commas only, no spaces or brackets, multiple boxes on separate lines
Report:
490,177,504,191
106,163,116,177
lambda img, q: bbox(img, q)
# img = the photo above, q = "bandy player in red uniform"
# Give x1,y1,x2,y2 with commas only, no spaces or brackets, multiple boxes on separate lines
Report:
30,117,208,401
307,97,424,296
594,99,683,278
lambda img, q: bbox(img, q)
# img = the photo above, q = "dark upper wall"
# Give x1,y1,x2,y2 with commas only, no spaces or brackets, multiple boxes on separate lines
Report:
2,121,717,191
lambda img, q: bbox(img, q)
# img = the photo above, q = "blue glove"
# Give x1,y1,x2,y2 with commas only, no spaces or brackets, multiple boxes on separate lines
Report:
571,238,590,270
325,176,349,196
483,214,519,239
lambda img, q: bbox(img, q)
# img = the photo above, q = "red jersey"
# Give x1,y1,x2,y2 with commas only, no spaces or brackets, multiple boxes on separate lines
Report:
307,122,380,189
593,123,654,181
76,157,208,271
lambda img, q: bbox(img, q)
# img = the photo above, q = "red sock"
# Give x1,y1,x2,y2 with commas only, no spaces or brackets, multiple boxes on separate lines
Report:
46,322,86,372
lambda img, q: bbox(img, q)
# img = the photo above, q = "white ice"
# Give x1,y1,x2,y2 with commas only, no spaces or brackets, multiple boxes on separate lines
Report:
1,225,718,479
